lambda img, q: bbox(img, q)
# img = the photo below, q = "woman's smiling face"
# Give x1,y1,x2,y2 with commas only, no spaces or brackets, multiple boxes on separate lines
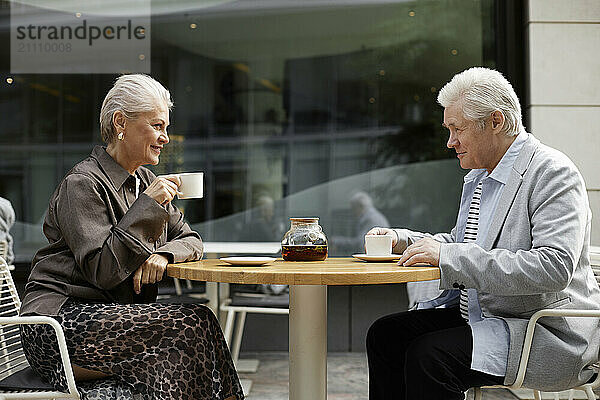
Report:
121,105,170,169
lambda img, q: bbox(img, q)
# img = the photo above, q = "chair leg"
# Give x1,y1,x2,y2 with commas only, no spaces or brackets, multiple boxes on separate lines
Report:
584,386,597,400
185,279,193,290
474,387,483,400
173,278,183,296
533,390,541,400
231,311,247,364
224,310,235,346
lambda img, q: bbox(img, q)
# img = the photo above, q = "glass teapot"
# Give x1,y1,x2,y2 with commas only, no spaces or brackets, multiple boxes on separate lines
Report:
281,217,328,261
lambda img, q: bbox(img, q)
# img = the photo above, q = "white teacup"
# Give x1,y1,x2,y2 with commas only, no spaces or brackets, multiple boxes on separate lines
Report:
365,235,392,256
175,172,204,199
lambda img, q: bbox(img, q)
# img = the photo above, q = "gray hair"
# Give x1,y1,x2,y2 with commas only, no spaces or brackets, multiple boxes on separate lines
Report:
256,195,274,208
99,74,173,143
437,67,525,136
350,191,373,209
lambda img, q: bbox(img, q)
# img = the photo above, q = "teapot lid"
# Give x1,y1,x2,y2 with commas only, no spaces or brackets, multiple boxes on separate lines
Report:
290,217,319,223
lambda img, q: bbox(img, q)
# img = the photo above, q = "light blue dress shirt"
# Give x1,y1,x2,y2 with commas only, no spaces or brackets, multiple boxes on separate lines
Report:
417,131,529,377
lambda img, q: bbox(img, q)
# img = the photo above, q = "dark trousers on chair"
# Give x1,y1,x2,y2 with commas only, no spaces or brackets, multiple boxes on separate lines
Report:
366,307,505,400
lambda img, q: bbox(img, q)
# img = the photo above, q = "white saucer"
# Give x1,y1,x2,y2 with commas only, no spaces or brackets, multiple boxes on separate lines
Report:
352,254,400,262
220,257,276,266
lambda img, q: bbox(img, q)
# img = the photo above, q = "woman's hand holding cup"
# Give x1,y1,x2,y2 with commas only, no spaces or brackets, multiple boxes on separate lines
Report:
145,175,181,205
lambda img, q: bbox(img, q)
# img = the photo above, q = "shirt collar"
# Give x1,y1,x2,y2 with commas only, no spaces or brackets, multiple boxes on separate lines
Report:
462,132,529,185
487,131,529,185
463,168,486,183
91,145,134,190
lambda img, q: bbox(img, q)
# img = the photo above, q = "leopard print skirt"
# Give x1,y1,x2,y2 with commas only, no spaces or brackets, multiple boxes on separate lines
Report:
20,301,244,400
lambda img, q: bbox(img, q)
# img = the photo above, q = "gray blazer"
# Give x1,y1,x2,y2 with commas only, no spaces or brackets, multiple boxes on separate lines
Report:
395,134,600,391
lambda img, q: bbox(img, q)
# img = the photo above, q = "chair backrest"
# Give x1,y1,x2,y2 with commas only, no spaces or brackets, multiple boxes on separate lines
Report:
0,256,28,381
0,242,7,262
591,247,600,286
593,267,600,286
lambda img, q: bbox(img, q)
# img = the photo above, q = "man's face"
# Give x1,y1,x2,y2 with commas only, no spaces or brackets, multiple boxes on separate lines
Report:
443,103,495,171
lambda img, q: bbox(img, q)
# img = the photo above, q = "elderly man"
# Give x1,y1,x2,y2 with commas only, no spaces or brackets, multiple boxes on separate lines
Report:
365,67,600,399
332,191,389,254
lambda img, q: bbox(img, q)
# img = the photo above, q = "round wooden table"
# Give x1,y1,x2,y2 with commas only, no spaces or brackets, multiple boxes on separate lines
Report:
167,257,440,400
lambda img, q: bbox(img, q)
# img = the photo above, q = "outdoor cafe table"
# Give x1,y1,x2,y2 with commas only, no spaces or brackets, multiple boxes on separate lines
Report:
167,257,440,400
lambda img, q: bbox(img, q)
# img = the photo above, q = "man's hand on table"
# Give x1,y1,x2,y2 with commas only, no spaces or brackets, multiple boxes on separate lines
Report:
397,237,440,267
133,253,169,294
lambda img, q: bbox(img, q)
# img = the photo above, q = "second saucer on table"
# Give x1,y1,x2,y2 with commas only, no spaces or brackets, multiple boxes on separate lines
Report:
352,254,400,262
220,257,277,266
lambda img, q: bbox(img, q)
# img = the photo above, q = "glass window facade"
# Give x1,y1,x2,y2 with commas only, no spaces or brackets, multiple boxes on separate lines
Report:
0,0,516,262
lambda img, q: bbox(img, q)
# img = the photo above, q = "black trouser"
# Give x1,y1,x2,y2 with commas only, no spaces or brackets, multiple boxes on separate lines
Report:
366,307,505,400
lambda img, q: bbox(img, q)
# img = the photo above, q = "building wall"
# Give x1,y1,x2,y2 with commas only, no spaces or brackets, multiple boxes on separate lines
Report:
526,0,600,245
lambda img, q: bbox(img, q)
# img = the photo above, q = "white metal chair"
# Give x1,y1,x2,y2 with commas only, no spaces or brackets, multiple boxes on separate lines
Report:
221,292,289,367
0,255,80,399
473,257,600,400
0,243,14,272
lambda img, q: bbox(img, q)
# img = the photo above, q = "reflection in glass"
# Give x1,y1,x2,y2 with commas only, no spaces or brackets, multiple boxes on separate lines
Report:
0,0,497,261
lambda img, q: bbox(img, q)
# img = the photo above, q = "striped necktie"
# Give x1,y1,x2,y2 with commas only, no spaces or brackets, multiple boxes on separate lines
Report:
460,180,483,322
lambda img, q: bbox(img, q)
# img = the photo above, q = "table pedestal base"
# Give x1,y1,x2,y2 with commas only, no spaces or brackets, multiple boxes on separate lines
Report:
289,285,327,400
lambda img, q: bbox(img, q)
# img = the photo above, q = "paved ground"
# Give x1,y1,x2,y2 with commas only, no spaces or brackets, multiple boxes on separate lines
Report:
239,352,520,400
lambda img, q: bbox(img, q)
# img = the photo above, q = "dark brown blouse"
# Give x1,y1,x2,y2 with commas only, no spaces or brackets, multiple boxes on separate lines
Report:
21,146,203,316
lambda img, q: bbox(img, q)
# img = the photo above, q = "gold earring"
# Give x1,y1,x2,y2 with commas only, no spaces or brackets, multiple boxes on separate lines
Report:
118,132,124,140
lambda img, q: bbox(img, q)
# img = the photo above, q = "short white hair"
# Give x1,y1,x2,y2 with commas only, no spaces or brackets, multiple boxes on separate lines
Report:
437,67,525,136
99,74,173,143
350,191,373,209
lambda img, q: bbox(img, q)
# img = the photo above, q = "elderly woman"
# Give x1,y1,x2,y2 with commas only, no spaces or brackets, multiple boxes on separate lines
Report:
20,74,244,400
